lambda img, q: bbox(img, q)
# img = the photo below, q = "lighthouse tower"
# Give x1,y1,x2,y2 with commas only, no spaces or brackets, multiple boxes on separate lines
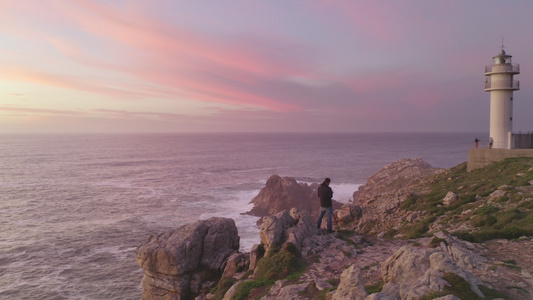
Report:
484,48,520,149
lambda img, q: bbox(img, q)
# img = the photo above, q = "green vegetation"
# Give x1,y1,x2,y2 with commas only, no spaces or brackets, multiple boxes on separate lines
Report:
479,285,509,299
398,222,428,239
254,243,306,281
429,236,447,248
231,243,307,300
502,259,522,271
232,279,274,300
365,280,384,294
421,272,507,300
397,158,533,242
507,286,530,296
316,287,336,300
211,277,238,300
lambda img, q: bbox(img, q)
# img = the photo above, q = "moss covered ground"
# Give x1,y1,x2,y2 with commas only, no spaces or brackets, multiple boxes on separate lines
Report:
398,158,533,241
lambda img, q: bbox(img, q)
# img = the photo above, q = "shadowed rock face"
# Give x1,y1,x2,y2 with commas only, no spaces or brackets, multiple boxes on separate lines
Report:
136,217,239,300
247,174,341,219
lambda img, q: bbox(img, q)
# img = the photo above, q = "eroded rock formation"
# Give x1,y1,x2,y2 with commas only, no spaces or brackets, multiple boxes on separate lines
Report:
136,217,239,300
136,158,533,299
345,158,443,235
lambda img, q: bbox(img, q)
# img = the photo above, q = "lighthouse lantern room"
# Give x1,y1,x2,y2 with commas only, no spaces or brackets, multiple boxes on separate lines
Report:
484,48,520,149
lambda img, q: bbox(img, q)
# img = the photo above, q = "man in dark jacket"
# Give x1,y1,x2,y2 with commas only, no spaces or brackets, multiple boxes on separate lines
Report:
316,177,333,232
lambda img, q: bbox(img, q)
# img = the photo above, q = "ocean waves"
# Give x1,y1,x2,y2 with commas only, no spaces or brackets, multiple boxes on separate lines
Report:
0,132,475,299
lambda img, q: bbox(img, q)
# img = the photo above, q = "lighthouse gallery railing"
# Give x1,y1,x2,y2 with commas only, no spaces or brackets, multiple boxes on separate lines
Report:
485,64,520,73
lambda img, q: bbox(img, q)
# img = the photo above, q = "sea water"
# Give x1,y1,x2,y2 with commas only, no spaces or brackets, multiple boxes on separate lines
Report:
0,132,481,299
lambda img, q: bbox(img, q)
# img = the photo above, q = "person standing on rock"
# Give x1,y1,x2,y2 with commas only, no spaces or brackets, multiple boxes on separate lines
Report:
316,177,333,232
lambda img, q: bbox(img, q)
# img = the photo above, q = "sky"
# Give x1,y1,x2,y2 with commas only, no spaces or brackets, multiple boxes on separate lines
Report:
1,0,533,133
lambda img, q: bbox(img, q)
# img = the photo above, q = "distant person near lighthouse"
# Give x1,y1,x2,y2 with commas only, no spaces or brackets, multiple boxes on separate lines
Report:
316,177,333,233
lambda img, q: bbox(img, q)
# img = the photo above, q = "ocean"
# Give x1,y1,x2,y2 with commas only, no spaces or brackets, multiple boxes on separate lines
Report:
0,132,481,299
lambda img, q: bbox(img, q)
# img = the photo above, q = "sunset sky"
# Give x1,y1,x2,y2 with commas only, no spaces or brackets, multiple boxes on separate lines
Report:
2,0,533,133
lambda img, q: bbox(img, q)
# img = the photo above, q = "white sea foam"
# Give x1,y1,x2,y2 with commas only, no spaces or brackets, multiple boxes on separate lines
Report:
200,189,261,251
330,183,361,203
299,181,361,203
199,182,361,251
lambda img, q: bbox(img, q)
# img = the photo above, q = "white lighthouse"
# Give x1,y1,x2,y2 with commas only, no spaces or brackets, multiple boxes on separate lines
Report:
484,48,520,149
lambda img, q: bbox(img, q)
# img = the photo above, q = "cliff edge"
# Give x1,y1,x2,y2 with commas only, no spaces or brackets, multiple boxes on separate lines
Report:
136,157,533,300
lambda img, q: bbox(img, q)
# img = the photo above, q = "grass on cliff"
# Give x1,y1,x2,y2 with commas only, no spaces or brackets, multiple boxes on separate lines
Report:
421,272,508,300
211,277,238,300
399,158,533,241
231,243,307,300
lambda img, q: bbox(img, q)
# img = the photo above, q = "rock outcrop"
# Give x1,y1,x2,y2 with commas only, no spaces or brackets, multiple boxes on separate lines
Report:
332,265,368,300
136,157,533,300
247,175,341,219
137,209,533,300
136,217,239,300
345,158,443,235
380,232,485,299
259,208,319,253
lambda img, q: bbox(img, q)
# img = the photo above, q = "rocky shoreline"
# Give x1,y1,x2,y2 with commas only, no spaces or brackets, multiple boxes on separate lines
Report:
136,158,533,300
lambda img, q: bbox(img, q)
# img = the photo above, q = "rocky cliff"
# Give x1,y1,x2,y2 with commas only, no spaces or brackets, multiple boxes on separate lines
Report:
136,217,240,299
341,158,444,235
136,158,533,300
246,174,342,220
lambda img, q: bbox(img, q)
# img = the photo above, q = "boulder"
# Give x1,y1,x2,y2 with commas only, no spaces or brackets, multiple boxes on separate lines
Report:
260,208,321,253
380,233,486,299
260,210,295,252
314,278,333,291
442,192,458,206
337,203,363,223
285,209,320,251
489,189,507,201
136,217,240,300
332,265,368,300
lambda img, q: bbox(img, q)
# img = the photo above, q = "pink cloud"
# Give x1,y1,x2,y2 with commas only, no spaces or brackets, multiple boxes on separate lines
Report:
0,106,86,116
1,66,167,100
3,0,311,112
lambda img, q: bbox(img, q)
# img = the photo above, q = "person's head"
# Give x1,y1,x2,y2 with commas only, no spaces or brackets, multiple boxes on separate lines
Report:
324,178,331,185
